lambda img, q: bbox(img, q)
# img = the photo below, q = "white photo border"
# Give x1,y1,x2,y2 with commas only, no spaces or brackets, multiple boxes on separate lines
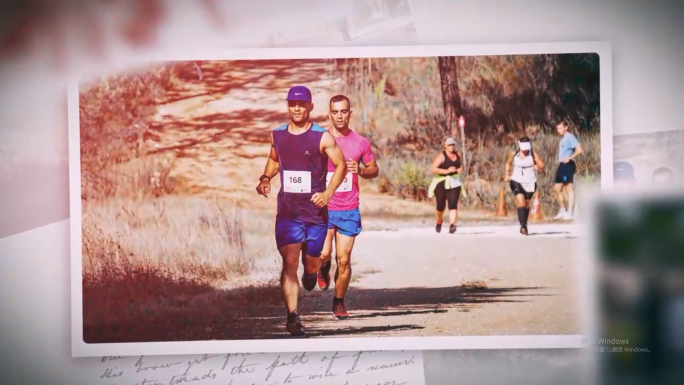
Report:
69,41,613,357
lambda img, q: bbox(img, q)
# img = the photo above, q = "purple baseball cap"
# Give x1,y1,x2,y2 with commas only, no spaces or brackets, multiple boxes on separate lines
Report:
286,85,312,102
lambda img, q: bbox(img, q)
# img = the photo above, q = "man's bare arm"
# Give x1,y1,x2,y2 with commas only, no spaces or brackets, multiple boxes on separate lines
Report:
359,159,379,179
322,132,347,194
262,133,280,179
569,144,583,161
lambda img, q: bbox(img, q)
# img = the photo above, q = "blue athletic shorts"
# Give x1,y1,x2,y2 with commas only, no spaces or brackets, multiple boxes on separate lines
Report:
327,208,362,237
274,217,327,257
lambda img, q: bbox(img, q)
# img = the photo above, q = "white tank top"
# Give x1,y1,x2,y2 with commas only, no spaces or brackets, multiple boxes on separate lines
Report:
511,151,537,183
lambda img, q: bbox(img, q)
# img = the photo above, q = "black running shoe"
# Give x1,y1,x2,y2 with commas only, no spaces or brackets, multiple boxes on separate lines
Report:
286,312,306,337
318,260,332,290
520,226,528,235
436,223,443,233
449,224,457,234
302,271,317,291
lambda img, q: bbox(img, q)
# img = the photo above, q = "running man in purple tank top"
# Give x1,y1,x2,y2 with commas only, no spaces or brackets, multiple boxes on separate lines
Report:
317,95,379,320
256,85,347,337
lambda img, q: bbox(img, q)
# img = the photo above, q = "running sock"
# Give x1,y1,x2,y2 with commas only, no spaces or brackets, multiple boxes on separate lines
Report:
517,207,526,227
523,207,530,226
333,297,344,304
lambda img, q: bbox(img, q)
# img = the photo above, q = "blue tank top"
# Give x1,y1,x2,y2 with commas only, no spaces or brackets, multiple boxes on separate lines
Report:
273,122,329,223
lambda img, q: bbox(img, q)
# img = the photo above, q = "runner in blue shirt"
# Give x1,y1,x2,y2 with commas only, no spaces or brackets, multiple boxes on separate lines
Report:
553,121,583,220
256,85,347,337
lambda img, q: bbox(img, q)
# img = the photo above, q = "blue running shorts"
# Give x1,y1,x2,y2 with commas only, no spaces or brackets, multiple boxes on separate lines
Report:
327,208,362,238
275,217,328,257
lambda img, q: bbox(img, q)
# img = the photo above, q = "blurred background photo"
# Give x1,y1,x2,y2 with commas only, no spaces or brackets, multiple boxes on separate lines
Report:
596,194,684,384
613,129,684,188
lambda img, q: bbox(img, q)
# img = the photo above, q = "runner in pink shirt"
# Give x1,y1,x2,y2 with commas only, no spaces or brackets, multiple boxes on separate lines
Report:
318,94,379,320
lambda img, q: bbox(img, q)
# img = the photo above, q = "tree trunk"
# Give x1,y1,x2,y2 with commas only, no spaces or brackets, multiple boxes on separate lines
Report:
437,56,463,140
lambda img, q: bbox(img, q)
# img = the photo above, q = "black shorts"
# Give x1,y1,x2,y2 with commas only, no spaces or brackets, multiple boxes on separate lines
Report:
509,180,537,200
555,161,576,184
434,181,461,211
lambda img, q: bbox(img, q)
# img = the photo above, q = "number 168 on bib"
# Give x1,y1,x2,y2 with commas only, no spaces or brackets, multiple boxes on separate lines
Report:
283,170,312,193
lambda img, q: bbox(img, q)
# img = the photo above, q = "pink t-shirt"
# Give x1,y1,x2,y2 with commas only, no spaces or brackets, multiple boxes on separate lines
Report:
326,129,375,211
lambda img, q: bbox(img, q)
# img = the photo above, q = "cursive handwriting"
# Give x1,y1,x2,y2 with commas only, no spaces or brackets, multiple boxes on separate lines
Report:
308,370,337,381
100,367,123,379
186,354,219,371
94,350,424,385
221,353,255,371
341,381,408,385
320,351,348,375
101,356,126,363
135,356,183,373
134,379,165,385
346,351,370,375
264,352,310,382
169,368,217,385
366,356,416,371
229,357,260,376
283,372,305,383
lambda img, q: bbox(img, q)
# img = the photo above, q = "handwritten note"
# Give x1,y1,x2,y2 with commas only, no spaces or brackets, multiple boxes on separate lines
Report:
90,350,424,385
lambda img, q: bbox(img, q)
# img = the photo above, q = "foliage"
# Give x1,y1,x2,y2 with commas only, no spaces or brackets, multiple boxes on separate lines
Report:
333,53,601,212
79,64,178,200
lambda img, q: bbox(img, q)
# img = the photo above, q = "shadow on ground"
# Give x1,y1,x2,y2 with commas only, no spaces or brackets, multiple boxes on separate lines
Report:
158,60,331,107
143,59,334,160
82,269,552,343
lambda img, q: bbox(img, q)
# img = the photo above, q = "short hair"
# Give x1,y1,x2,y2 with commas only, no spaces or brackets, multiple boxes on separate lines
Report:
556,120,569,128
329,94,351,109
652,167,673,177
519,136,531,143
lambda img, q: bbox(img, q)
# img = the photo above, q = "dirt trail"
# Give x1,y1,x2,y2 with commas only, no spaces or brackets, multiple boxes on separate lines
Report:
297,224,581,338
152,60,337,207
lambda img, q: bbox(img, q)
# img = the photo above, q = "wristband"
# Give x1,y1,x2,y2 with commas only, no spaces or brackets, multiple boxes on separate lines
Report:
259,175,270,182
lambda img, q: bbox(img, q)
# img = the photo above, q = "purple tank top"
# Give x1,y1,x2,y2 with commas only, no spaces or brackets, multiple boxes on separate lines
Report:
272,123,329,223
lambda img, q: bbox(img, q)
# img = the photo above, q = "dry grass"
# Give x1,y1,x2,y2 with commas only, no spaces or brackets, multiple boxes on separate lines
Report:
81,196,283,342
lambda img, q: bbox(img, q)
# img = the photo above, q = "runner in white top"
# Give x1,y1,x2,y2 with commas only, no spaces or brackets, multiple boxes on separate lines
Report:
504,136,545,235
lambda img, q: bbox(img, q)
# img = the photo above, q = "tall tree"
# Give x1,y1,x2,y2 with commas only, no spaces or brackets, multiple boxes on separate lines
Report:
437,56,463,140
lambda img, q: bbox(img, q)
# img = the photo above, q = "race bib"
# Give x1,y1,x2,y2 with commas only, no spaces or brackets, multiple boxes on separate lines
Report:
283,170,311,193
521,182,536,193
449,175,462,188
327,171,353,193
